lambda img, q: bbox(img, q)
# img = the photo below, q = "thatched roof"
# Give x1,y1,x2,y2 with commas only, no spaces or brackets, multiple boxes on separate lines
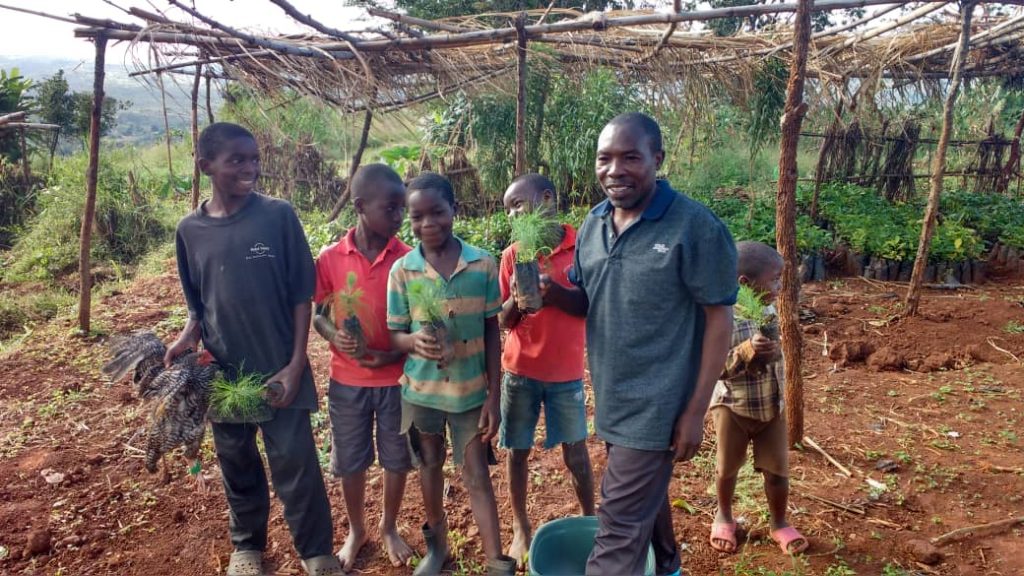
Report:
7,1,1024,112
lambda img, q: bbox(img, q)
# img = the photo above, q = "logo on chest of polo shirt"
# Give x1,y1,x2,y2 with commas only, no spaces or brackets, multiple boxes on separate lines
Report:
652,243,670,254
246,242,275,260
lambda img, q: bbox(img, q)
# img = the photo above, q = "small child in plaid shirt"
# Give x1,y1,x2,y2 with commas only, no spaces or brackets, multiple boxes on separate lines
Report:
708,241,808,557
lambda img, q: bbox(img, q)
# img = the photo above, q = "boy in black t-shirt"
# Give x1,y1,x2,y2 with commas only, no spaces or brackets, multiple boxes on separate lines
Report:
167,123,343,576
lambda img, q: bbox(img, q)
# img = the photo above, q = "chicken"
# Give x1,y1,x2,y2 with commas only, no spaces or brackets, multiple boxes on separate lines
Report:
102,330,218,482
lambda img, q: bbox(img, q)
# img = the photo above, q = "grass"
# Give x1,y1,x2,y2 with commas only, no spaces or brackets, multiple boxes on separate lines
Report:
0,286,75,346
1003,320,1024,334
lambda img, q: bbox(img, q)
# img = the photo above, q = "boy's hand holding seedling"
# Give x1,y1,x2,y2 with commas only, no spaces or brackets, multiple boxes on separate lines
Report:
331,328,361,357
750,333,778,361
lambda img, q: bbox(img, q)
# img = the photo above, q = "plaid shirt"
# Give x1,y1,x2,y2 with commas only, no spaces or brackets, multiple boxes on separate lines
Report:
710,317,784,422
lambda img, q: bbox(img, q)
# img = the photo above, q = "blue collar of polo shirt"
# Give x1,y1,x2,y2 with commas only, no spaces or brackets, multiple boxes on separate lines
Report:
591,179,675,221
401,236,484,271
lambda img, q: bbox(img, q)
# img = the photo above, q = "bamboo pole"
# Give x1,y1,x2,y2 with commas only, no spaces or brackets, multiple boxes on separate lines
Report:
905,2,975,317
78,34,107,334
190,62,202,210
515,12,527,176
776,0,813,448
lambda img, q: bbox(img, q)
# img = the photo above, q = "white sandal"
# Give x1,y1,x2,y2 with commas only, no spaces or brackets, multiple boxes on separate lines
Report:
227,550,265,576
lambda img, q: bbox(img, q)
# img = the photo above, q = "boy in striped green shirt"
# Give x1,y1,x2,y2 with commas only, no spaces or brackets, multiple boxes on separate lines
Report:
387,172,514,576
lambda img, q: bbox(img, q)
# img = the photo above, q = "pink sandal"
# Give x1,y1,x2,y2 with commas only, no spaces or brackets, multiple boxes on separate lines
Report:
770,526,809,555
709,521,738,553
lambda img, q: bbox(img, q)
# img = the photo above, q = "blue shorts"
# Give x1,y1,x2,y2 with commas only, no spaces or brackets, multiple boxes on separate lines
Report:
499,373,588,450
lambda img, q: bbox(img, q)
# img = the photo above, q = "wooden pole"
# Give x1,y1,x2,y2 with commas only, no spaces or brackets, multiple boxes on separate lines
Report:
190,63,202,210
155,67,174,182
78,34,107,334
327,108,373,221
515,12,528,176
776,0,813,448
905,2,975,317
1000,105,1024,193
205,72,214,124
18,127,30,182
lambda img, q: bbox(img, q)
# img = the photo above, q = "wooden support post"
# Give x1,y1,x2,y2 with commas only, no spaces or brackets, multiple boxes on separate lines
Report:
515,12,528,177
1000,105,1024,193
810,90,845,220
906,2,975,316
78,34,107,334
190,63,202,210
205,72,214,124
155,68,174,182
327,108,373,222
18,127,30,182
776,0,813,448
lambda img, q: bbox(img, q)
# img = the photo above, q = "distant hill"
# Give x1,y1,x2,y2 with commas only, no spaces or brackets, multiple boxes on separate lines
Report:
0,55,222,149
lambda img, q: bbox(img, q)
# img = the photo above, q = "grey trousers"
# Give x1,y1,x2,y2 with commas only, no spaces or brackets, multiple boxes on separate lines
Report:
586,444,681,576
211,408,334,559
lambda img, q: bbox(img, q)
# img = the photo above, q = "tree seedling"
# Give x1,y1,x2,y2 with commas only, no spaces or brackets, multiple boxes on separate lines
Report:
209,366,275,423
407,277,454,369
333,271,369,358
508,211,561,313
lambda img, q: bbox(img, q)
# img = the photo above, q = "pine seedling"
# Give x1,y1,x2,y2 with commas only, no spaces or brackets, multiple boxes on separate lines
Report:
509,211,561,264
209,366,271,422
407,277,447,325
332,271,366,325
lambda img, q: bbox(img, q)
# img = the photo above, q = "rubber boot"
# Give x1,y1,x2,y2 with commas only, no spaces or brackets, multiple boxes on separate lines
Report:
486,554,517,576
413,515,448,576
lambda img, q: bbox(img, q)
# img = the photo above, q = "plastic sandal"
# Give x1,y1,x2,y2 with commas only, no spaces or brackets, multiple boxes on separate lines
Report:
301,554,347,576
227,550,264,576
709,521,738,553
770,526,809,556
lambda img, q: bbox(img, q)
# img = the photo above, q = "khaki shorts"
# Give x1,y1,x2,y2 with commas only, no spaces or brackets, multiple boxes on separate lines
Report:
712,407,788,479
401,400,497,467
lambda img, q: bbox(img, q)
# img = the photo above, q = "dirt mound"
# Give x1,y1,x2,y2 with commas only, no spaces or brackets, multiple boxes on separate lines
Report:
867,346,906,371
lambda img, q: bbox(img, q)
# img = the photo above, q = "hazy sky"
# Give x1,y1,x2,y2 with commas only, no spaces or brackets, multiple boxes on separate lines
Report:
0,1,366,60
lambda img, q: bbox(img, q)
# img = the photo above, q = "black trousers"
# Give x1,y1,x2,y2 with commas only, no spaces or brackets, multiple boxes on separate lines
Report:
211,408,334,559
586,444,681,576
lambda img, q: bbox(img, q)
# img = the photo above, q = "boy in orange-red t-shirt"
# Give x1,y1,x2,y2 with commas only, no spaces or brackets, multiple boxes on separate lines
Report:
497,173,595,563
313,164,413,571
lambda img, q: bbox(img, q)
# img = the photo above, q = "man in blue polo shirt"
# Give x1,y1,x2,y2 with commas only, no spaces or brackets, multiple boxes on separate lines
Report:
547,112,738,575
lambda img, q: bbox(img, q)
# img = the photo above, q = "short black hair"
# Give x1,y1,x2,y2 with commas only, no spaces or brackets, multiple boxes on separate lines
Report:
509,172,556,198
407,171,456,207
606,112,663,153
198,122,256,160
736,241,783,278
352,163,404,200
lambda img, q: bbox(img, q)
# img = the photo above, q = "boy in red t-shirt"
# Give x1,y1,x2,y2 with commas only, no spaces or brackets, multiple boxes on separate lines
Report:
497,173,595,563
313,164,413,571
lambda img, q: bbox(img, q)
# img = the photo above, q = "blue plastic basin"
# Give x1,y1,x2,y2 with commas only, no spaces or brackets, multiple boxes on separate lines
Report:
527,516,655,576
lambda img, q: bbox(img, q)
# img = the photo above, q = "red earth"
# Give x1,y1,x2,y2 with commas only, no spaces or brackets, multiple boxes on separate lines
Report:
1,259,1023,575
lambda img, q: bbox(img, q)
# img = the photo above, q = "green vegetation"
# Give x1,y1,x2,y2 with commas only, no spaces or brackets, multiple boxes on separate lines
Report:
734,285,771,328
508,211,560,264
407,277,447,325
209,368,270,422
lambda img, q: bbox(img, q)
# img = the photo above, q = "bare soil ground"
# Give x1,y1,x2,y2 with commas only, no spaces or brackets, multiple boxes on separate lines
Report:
1,260,1023,576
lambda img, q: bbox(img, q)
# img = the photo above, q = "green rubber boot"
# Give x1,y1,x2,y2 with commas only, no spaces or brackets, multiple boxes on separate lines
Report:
487,554,518,576
413,516,449,576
